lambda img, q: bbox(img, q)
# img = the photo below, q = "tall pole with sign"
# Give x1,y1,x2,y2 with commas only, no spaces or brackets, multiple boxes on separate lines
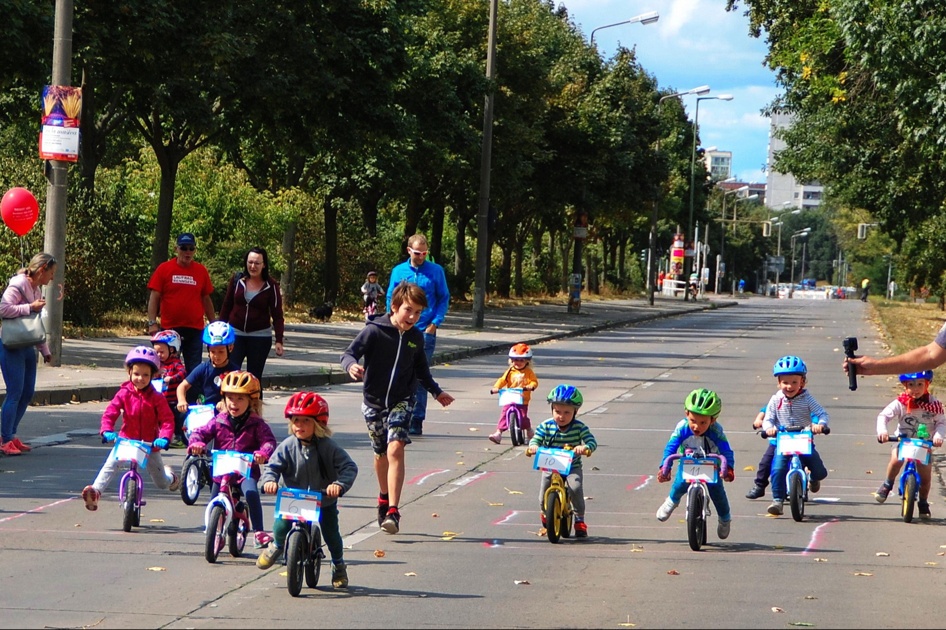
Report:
568,212,588,314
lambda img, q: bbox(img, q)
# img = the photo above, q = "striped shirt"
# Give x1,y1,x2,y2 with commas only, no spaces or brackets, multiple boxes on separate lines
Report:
529,418,597,469
762,389,828,431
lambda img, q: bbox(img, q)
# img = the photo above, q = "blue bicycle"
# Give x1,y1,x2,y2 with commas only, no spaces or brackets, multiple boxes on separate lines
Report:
770,425,830,522
886,434,933,523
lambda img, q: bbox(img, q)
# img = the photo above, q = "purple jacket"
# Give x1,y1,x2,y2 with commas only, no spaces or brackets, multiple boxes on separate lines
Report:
219,275,285,344
100,381,175,443
188,410,277,480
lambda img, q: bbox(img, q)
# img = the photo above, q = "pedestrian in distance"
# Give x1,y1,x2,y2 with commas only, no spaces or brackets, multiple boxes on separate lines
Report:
872,371,945,518
81,346,181,511
176,321,240,413
186,370,277,549
218,246,285,382
147,233,216,375
762,356,829,516
655,388,734,540
860,277,870,302
361,271,384,318
340,281,455,535
0,252,55,456
385,234,450,436
488,343,538,444
150,330,188,447
257,392,358,590
525,385,597,537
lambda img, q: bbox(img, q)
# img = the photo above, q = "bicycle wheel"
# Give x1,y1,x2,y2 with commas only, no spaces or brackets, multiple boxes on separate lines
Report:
286,529,306,597
508,409,524,447
205,505,227,563
121,477,138,533
686,485,704,551
902,473,917,523
305,526,322,588
228,510,248,557
789,473,806,522
544,490,564,544
180,456,203,505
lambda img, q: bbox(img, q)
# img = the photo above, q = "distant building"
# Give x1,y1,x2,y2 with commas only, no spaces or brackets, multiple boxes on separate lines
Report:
765,111,823,210
703,149,732,181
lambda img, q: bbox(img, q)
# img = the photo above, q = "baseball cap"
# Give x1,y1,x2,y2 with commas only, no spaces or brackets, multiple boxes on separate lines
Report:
177,233,197,247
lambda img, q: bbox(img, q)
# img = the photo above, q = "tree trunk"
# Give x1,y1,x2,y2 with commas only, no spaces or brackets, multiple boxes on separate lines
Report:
280,221,297,306
514,239,524,297
149,149,178,274
497,244,512,298
430,202,444,263
454,213,472,298
322,197,339,302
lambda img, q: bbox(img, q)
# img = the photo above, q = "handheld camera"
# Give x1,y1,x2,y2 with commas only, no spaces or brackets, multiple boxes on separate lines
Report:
843,337,858,391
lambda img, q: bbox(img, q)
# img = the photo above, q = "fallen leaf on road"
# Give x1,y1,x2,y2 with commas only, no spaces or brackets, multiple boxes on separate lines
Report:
743,466,755,472
537,528,547,536
926,562,938,566
514,580,530,585
468,427,479,432
618,616,636,627
74,524,81,527
629,545,644,553
804,596,818,600
431,513,439,517
149,518,165,523
875,552,889,557
504,487,523,495
457,461,464,465
814,558,827,562
789,623,814,627
442,531,461,541
146,567,166,572
279,571,288,577
591,466,600,471
667,570,679,575
483,499,504,506
456,451,463,455
865,470,873,474
771,607,784,613
938,552,945,556
405,572,417,577
374,549,386,558
853,572,873,576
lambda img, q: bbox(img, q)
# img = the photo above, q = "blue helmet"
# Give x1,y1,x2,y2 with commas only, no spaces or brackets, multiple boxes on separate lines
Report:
900,371,933,383
202,321,236,346
773,355,807,376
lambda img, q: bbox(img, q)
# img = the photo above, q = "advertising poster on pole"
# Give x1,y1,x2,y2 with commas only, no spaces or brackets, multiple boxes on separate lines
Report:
39,85,81,162
670,233,685,276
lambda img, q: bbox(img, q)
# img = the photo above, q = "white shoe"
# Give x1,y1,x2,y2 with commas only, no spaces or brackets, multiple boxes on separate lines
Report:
656,497,678,522
767,500,784,516
717,518,731,539
166,466,181,492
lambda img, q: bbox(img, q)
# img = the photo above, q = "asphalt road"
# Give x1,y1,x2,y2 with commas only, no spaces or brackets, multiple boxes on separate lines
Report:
3,298,945,629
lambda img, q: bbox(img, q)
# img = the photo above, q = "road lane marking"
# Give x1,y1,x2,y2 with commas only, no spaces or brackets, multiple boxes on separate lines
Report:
408,469,451,485
801,518,839,555
0,497,76,523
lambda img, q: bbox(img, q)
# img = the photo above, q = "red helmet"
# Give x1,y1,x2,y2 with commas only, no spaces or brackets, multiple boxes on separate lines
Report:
284,392,329,421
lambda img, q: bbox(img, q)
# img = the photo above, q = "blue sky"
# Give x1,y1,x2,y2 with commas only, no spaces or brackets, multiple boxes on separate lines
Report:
560,0,779,184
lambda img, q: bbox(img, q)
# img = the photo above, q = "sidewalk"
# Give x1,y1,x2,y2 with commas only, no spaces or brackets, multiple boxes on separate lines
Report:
9,296,735,406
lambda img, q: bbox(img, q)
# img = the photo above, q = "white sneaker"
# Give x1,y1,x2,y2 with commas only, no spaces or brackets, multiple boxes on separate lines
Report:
166,466,181,492
717,518,731,539
656,497,678,522
767,500,784,516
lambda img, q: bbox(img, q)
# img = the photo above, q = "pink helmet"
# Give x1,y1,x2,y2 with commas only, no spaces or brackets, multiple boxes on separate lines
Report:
125,346,161,372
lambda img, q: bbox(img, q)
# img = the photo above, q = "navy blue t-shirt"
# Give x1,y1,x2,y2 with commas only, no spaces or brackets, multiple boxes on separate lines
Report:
185,360,239,405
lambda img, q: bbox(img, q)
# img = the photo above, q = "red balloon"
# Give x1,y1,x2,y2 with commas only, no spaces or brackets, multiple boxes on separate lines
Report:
0,188,39,237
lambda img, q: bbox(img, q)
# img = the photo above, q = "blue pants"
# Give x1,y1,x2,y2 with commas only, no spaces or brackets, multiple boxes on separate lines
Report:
770,445,827,501
753,443,776,488
231,334,272,382
210,477,266,533
668,478,731,521
411,332,437,427
271,501,344,565
0,344,37,443
175,326,203,376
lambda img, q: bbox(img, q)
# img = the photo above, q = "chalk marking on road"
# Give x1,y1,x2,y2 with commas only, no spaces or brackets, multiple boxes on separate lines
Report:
641,382,654,388
493,510,520,525
433,471,494,497
408,469,451,485
618,393,634,400
0,497,75,524
627,475,651,491
801,518,839,555
345,529,382,547
588,407,607,414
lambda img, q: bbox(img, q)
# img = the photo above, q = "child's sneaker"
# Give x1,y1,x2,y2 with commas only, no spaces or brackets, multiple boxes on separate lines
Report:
919,500,932,520
332,563,349,589
717,518,731,540
809,478,821,493
0,441,21,456
377,498,389,528
745,484,766,500
540,513,547,527
381,508,401,534
574,521,588,538
656,497,678,522
767,500,784,516
81,485,100,511
254,531,274,549
875,481,893,503
166,468,181,492
488,432,502,445
256,543,281,569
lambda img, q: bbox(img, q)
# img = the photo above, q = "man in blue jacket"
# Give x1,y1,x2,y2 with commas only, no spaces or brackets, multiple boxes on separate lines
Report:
385,234,450,435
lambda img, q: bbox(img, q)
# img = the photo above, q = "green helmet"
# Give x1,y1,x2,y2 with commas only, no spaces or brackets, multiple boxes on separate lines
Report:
685,388,722,417
547,384,583,408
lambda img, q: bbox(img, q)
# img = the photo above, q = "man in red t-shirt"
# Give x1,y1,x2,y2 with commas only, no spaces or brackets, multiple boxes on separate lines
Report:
146,233,215,374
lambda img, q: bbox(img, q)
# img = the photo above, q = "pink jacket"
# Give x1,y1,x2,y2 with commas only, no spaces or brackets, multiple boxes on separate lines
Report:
100,381,175,443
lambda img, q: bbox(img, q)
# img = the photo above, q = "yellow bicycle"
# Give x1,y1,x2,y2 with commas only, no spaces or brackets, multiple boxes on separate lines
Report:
532,446,577,544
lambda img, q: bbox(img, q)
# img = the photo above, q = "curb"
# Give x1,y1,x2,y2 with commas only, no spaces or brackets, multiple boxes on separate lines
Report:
20,300,731,406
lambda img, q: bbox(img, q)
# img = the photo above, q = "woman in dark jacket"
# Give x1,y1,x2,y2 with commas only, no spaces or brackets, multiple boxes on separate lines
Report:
219,247,285,381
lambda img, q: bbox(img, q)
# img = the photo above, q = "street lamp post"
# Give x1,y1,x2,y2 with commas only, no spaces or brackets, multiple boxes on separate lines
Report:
789,227,811,298
686,94,732,300
726,194,758,294
590,11,659,45
647,84,711,305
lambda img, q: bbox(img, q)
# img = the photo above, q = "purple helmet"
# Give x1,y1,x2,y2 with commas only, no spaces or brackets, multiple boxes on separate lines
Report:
125,346,161,372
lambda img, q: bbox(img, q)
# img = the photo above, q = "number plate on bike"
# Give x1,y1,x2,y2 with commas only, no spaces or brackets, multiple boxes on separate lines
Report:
898,438,932,465
533,447,574,475
498,388,524,406
110,438,150,466
275,488,322,523
151,378,165,394
185,404,216,435
680,457,718,483
777,431,812,455
211,450,253,477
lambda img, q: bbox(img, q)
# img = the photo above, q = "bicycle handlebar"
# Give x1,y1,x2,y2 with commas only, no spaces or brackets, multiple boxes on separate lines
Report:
759,425,831,438
659,452,729,480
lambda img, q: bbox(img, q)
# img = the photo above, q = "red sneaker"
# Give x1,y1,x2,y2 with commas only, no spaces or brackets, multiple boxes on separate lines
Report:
0,441,21,456
11,438,31,452
574,521,588,538
82,485,100,511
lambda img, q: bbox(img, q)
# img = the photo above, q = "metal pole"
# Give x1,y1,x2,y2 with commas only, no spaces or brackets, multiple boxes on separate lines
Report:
472,0,499,328
42,0,74,366
685,98,703,302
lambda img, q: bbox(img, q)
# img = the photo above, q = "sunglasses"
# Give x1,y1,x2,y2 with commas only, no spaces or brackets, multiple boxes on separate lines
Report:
408,248,428,256
178,245,196,251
